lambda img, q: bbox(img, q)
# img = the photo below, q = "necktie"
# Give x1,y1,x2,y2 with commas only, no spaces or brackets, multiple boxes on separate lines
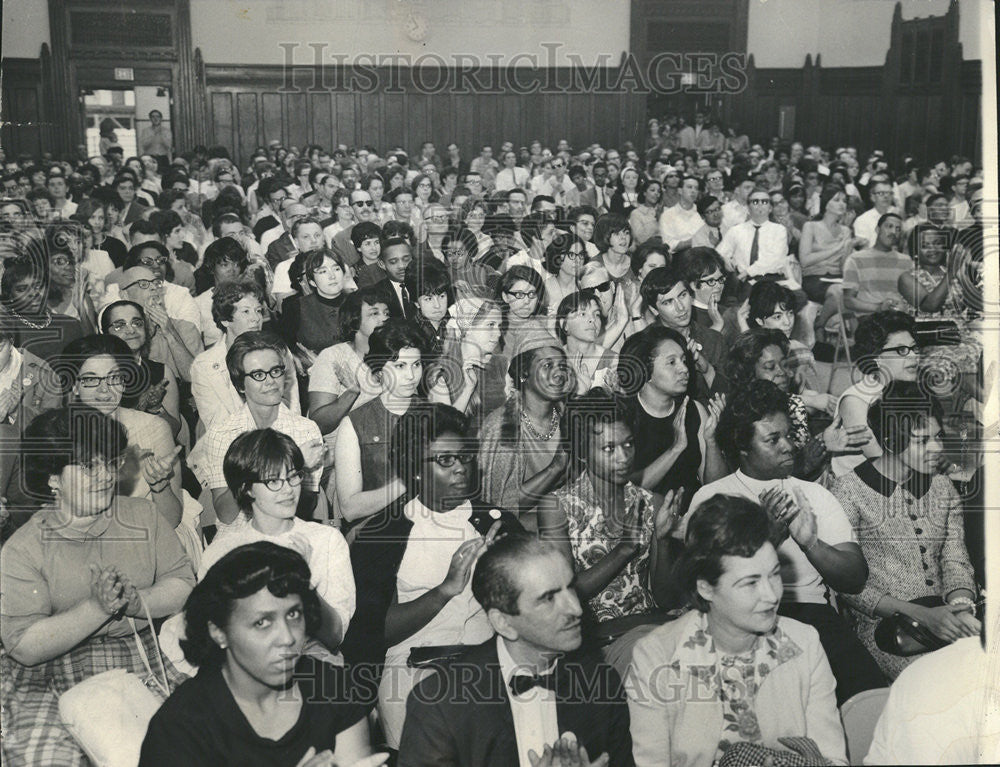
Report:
509,671,558,697
399,284,410,315
711,227,721,246
749,225,760,266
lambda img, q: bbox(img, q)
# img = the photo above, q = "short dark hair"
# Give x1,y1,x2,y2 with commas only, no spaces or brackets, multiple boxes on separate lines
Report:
179,542,321,669
543,232,583,275
472,533,566,615
336,287,388,343
676,495,775,611
22,406,128,498
225,330,287,393
747,281,798,326
616,325,694,396
554,289,602,344
363,318,425,376
724,328,790,394
639,264,686,310
223,428,306,515
212,279,264,333
404,258,452,303
201,237,249,280
593,213,630,252
389,403,469,497
854,310,916,376
304,248,346,287
496,266,546,319
57,333,134,393
867,381,944,455
715,379,790,463
629,239,670,278
123,241,170,270
675,246,726,287
350,220,382,250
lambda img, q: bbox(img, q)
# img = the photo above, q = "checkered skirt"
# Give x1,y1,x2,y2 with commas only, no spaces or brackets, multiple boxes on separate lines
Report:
1,627,189,767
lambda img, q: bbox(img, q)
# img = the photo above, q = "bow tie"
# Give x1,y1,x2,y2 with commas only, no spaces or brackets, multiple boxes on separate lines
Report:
509,671,558,696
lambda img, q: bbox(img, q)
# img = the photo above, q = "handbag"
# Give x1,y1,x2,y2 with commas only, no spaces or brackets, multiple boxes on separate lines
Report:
873,595,952,657
59,594,172,767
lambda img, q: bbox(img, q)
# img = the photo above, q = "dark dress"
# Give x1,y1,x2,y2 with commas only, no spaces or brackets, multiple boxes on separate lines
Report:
120,356,166,410
138,656,369,767
281,292,345,354
631,395,703,511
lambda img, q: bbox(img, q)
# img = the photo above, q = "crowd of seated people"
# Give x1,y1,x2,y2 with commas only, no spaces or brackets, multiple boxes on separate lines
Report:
0,120,989,766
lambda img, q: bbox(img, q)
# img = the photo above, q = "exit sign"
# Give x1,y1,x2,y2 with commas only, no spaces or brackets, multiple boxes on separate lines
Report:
114,68,134,81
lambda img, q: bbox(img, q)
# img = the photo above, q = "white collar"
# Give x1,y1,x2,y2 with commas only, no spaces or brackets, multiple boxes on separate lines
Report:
497,635,558,690
404,496,473,529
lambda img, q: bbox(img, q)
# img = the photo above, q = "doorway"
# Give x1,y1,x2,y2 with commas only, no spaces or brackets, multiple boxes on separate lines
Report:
81,86,171,159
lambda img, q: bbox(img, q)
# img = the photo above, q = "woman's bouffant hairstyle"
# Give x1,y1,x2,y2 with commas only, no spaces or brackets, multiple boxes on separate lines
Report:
747,281,798,326
714,379,790,464
853,310,917,376
724,328,790,394
22,406,128,499
363,318,426,376
593,213,631,253
179,542,321,669
389,403,470,497
560,388,635,480
675,495,777,611
615,324,694,397
223,429,306,516
867,380,944,455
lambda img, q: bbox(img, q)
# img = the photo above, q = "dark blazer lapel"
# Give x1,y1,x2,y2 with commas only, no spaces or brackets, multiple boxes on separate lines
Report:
462,640,518,766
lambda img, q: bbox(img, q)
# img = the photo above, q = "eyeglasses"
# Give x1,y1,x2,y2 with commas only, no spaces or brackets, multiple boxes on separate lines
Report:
244,364,286,382
352,199,375,208
122,278,164,291
51,255,76,268
552,163,564,169
259,471,304,492
562,251,587,262
108,318,145,332
881,344,919,357
505,289,537,301
425,452,476,468
424,214,448,223
78,372,127,388
698,276,725,287
79,454,127,477
748,199,772,206
139,254,168,265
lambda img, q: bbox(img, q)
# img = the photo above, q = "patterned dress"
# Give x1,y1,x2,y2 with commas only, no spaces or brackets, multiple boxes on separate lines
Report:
554,471,658,623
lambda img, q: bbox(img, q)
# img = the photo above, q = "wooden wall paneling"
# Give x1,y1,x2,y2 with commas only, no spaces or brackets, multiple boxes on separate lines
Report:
310,93,334,151
382,92,406,152
569,89,593,153
286,93,309,149
499,93,523,151
210,91,235,153
262,92,283,146
429,93,454,150
407,92,432,151
333,92,357,148
357,89,381,152
236,92,260,163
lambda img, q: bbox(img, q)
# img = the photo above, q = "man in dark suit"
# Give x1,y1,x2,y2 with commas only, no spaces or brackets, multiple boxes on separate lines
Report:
373,237,415,319
399,534,634,767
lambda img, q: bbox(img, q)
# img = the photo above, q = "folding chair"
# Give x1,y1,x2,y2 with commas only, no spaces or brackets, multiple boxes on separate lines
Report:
840,687,890,764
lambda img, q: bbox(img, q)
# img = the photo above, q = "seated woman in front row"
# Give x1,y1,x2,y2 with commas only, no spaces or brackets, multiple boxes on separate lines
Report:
1,407,193,767
538,389,684,677
140,543,382,767
628,495,848,767
343,403,522,750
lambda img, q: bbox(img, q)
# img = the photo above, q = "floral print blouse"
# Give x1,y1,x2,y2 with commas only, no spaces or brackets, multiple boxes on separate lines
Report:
554,471,658,623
